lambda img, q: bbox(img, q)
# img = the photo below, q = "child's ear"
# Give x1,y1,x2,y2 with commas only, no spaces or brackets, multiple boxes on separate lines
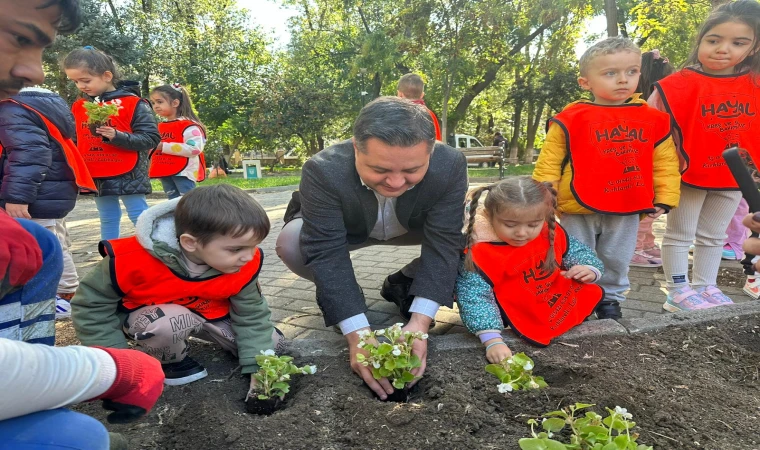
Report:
179,233,200,252
172,99,180,108
578,76,590,91
103,71,114,83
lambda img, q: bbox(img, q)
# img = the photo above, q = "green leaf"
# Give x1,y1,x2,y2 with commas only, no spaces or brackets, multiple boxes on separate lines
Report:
356,353,365,362
392,379,405,389
371,367,382,380
257,394,269,400
378,367,391,378
409,354,421,368
272,382,290,393
384,359,396,370
614,435,632,448
602,443,618,450
518,438,567,450
541,418,566,433
574,403,596,411
603,416,629,431
485,364,509,382
543,411,569,418
512,352,530,367
377,342,393,355
400,371,416,382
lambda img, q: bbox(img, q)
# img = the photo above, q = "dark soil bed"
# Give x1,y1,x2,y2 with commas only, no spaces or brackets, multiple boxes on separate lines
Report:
71,316,760,450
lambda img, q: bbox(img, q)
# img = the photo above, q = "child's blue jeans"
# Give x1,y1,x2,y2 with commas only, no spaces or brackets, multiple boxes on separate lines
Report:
94,194,149,240
159,176,196,200
0,409,109,450
0,219,62,345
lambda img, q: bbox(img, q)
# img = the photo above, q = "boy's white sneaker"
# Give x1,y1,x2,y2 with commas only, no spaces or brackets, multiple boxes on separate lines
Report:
55,296,72,319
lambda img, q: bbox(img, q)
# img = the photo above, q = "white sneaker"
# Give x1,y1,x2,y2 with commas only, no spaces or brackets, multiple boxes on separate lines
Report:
743,277,760,299
55,296,72,319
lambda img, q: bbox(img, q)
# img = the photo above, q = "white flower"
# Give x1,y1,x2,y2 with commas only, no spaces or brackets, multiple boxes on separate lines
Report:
497,383,513,393
305,365,317,374
376,329,385,336
523,361,534,370
395,323,404,328
421,333,429,339
528,380,539,389
372,362,381,369
392,349,401,356
614,406,633,420
506,358,514,365
357,330,370,338
261,349,276,356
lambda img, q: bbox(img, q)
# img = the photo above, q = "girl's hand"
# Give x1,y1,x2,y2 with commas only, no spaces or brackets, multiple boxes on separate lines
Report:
561,265,597,283
647,206,666,219
96,126,117,140
484,338,512,364
245,377,260,401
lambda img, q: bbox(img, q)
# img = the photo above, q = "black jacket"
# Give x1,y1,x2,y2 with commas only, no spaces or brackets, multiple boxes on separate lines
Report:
0,88,79,218
87,81,160,197
288,140,468,326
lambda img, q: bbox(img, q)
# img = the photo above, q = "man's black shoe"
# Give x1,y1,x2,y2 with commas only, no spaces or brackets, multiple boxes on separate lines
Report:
380,276,414,321
595,300,622,320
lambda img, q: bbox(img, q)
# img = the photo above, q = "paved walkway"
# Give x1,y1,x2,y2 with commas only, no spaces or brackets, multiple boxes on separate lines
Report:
62,187,754,343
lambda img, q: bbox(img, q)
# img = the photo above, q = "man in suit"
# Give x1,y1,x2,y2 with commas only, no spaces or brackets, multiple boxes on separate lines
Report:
276,96,468,399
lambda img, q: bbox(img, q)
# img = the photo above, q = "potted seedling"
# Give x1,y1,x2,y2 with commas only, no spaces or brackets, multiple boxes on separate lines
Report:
519,403,653,450
83,98,123,135
245,349,316,415
355,323,428,402
485,352,548,394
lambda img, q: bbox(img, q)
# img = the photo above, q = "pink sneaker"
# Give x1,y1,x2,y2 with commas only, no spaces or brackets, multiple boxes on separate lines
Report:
630,250,662,268
696,285,734,306
643,245,661,258
663,286,714,312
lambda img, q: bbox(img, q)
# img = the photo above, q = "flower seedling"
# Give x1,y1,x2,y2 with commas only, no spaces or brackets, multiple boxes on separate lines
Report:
245,349,316,415
518,403,653,450
83,99,123,132
485,352,547,393
355,323,428,401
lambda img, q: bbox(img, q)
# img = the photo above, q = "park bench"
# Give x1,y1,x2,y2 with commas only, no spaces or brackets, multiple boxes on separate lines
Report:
458,144,508,179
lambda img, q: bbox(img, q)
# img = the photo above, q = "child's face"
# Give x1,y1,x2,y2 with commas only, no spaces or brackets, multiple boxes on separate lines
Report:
181,230,262,274
487,205,546,247
150,92,179,118
578,51,641,105
697,21,756,75
65,67,115,97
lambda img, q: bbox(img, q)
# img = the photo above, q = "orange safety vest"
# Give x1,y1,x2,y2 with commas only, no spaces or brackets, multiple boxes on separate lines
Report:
470,224,604,346
411,99,442,141
72,96,140,179
149,119,207,180
100,236,263,320
655,68,760,190
550,103,671,214
0,99,97,193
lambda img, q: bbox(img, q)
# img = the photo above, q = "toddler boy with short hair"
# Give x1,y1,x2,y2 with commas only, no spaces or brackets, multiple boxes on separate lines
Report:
72,184,284,388
533,37,681,319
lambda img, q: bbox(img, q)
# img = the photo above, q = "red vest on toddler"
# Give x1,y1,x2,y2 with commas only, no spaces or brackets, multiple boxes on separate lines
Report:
99,237,263,320
469,224,604,346
149,119,207,180
72,96,141,179
550,102,671,214
655,68,760,190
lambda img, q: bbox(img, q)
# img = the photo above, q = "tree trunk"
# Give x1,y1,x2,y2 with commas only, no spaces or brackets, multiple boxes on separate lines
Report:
524,102,545,164
605,0,618,37
509,101,523,163
441,70,453,140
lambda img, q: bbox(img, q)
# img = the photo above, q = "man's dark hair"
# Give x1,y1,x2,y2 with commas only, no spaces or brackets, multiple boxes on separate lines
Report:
175,184,270,245
42,0,82,34
353,96,436,153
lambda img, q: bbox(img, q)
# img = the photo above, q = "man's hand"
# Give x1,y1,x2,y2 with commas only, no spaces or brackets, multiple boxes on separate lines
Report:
0,211,42,287
4,203,31,219
484,338,512,364
346,328,394,400
561,265,597,283
647,206,666,219
96,126,117,140
401,313,433,385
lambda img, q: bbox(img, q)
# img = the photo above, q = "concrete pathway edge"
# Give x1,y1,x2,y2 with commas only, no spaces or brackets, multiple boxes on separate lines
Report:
288,301,760,357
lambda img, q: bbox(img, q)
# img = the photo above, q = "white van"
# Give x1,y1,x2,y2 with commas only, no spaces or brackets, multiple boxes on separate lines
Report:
447,134,498,167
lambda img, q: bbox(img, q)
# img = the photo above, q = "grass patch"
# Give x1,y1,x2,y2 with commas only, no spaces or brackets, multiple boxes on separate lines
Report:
468,164,535,178
151,175,301,192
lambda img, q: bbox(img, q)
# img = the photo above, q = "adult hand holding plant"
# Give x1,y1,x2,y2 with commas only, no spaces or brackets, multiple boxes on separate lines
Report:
401,312,433,384
347,327,395,400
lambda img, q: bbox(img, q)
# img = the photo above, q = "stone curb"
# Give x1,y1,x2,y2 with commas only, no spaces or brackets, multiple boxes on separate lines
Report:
287,301,760,357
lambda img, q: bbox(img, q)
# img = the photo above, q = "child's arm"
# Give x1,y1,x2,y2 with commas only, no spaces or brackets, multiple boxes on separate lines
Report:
71,257,129,349
532,123,567,187
456,264,512,363
0,102,53,218
228,277,277,374
561,234,604,284
157,125,205,158
651,136,681,213
106,100,160,151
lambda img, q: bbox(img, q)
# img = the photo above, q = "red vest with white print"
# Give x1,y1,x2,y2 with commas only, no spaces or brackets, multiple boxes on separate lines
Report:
149,119,206,180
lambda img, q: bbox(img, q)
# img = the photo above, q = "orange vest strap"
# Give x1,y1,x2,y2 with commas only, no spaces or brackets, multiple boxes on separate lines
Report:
471,224,603,346
0,99,97,193
101,236,263,320
550,102,670,214
72,96,141,179
655,68,760,190
149,120,206,179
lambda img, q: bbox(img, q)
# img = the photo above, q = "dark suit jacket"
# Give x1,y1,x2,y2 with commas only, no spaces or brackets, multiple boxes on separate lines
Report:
288,140,468,326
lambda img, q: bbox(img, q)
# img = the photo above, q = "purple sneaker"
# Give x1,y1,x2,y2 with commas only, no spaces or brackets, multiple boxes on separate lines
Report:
663,286,714,312
696,285,734,306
